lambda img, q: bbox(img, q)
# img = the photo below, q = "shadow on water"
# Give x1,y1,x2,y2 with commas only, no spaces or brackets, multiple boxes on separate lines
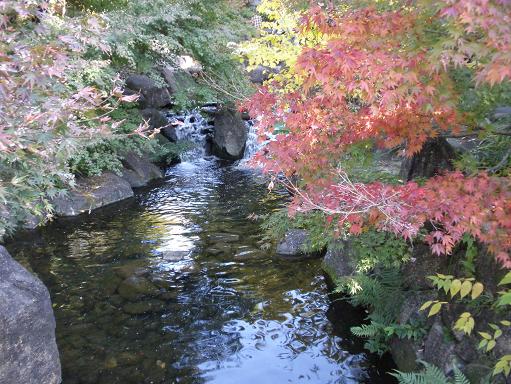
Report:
7,158,396,384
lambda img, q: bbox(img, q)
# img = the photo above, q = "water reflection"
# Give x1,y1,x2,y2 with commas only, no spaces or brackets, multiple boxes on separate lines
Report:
7,159,393,384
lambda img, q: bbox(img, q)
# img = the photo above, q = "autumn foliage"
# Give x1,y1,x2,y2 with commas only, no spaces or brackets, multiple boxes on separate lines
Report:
245,1,511,267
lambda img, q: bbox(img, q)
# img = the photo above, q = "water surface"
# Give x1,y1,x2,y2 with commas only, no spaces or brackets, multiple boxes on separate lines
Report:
7,159,394,384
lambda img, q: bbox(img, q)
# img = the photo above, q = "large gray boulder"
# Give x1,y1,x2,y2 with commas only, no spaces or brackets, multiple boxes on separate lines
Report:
211,108,248,160
125,74,172,109
140,108,168,129
276,229,322,259
120,152,163,188
0,246,61,384
322,240,357,280
52,172,134,217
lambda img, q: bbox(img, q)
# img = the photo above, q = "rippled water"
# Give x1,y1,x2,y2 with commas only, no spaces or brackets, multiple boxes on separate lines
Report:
7,159,394,384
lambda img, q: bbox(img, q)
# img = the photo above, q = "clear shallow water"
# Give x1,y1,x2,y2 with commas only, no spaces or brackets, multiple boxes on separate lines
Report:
7,159,394,384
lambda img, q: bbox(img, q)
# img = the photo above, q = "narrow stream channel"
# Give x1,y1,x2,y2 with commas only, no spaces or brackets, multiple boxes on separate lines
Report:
7,157,394,384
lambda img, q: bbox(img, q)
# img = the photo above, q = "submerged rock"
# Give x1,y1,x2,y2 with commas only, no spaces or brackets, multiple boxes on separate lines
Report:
211,108,248,160
52,172,134,217
0,246,61,384
117,275,160,301
122,300,165,315
207,233,240,243
234,247,265,259
113,260,150,280
276,229,322,259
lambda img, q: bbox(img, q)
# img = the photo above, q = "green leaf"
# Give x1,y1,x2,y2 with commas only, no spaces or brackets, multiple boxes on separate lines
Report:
487,339,496,351
498,272,511,286
497,291,511,306
479,332,492,340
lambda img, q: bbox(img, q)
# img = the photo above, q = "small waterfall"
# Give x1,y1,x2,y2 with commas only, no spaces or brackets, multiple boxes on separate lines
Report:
167,108,264,164
239,120,261,165
166,110,213,163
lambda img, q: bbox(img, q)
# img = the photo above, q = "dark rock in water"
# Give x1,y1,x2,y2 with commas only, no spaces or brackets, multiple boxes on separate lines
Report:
234,247,265,259
114,260,150,280
120,152,163,188
117,275,160,301
207,233,240,243
140,108,169,129
161,125,178,142
0,246,61,384
400,137,455,181
159,251,189,261
122,300,165,315
211,108,248,160
125,75,172,109
52,173,134,217
276,229,322,259
322,240,357,280
205,247,225,256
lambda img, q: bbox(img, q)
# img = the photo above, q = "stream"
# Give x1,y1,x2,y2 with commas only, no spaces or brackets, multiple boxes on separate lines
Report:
6,119,395,384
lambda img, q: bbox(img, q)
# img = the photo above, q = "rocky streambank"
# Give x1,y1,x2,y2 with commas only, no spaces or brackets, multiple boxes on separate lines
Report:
0,246,61,384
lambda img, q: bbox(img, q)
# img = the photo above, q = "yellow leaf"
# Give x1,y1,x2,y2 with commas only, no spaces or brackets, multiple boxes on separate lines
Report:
460,280,472,299
479,332,492,340
428,302,442,317
454,317,466,330
450,279,462,297
419,301,433,311
465,317,475,335
487,339,496,351
471,282,484,300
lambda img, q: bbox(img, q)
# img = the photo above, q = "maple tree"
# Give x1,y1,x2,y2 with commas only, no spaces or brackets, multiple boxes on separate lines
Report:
244,0,511,267
0,0,140,235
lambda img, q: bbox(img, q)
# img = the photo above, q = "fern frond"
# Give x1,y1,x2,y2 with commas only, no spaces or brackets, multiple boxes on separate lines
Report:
350,322,383,338
391,362,450,384
453,366,470,384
